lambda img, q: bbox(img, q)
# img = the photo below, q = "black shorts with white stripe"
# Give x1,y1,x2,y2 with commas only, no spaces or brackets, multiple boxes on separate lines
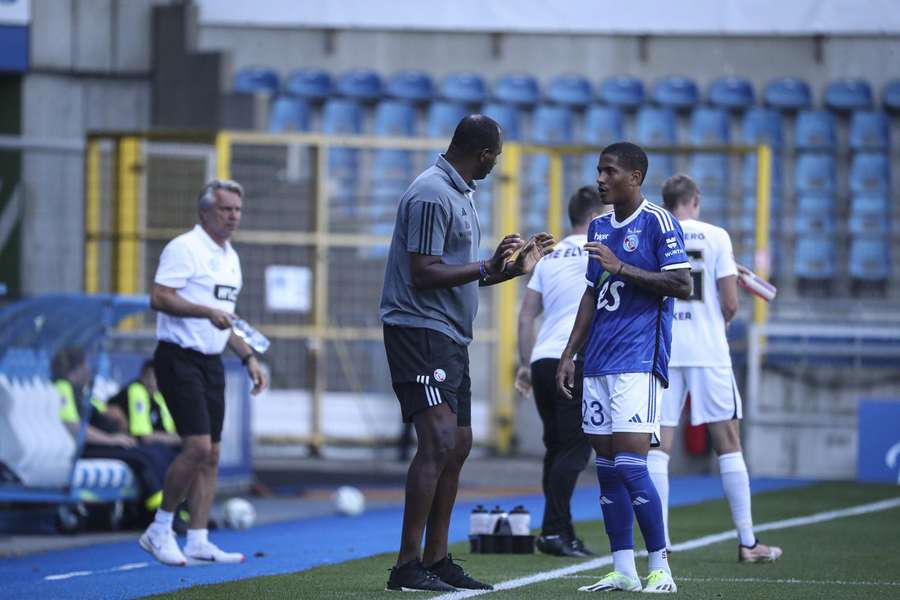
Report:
383,325,471,426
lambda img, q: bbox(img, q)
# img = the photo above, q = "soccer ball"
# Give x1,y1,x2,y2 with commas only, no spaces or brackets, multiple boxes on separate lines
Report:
223,497,256,529
334,486,366,516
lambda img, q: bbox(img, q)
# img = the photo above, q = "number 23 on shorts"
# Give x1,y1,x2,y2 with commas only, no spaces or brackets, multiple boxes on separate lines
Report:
582,398,605,427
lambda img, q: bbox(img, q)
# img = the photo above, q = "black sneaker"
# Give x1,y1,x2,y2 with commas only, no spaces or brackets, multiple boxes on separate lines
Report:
536,534,588,557
426,554,493,590
386,559,456,592
571,537,595,557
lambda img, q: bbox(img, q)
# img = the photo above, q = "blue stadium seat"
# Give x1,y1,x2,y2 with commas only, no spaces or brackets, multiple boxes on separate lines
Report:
531,105,574,144
643,153,675,199
849,111,890,151
233,67,280,94
742,154,783,194
373,100,417,137
849,152,890,194
598,75,645,109
584,106,624,145
688,107,730,145
848,194,890,235
285,69,333,101
635,106,677,145
707,76,755,111
741,108,784,148
652,76,700,110
387,71,434,102
426,101,468,139
740,192,781,231
763,77,812,111
322,98,364,135
268,97,312,132
824,78,874,112
849,238,890,281
794,194,837,235
493,74,540,107
795,110,837,152
698,194,729,226
481,102,521,140
547,74,592,107
794,237,836,280
322,99,364,198
794,154,836,193
337,69,384,101
883,79,900,112
440,72,487,105
687,153,729,194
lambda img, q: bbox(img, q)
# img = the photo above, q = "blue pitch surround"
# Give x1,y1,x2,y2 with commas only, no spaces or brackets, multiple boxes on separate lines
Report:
0,477,809,600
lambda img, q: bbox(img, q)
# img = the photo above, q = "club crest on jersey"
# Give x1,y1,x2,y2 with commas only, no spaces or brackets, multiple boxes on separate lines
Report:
623,233,639,252
214,285,239,302
433,368,447,383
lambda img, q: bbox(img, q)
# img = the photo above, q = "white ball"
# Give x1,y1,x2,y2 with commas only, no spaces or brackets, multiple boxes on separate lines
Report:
334,486,366,517
223,497,256,529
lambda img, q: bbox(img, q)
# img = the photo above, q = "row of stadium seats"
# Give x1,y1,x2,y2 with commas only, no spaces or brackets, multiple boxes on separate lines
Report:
237,68,900,113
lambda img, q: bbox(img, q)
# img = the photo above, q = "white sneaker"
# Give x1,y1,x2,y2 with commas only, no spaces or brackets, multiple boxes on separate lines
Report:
642,569,677,594
578,571,642,592
139,526,187,566
184,540,245,563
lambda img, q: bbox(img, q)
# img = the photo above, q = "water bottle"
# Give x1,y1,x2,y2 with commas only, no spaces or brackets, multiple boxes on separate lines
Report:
232,318,271,353
469,505,490,535
488,506,506,534
508,505,531,536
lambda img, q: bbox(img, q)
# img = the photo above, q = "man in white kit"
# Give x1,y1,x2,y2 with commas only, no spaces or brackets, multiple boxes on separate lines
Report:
139,179,267,566
650,174,782,563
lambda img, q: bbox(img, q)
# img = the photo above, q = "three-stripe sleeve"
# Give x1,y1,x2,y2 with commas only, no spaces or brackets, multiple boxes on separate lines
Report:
407,201,448,256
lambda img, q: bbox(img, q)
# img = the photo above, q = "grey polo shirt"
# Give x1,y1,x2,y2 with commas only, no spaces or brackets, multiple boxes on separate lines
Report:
380,154,482,346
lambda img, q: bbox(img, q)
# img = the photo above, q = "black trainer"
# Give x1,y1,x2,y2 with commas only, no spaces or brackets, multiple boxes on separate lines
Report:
386,559,456,592
537,534,591,557
571,537,595,557
426,554,493,590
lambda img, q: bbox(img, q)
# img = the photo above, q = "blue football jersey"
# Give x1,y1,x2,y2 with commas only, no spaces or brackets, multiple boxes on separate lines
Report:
583,200,690,386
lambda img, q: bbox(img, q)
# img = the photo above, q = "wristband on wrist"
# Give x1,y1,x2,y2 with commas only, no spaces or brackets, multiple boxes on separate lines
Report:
241,353,255,365
616,262,625,275
479,259,489,279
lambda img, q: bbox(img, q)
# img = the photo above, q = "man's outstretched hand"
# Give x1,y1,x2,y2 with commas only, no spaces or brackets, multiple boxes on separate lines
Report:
503,232,555,277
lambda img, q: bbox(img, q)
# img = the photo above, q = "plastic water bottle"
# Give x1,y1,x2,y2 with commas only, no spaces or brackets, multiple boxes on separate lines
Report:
232,319,271,353
469,505,490,535
488,506,506,534
508,505,531,535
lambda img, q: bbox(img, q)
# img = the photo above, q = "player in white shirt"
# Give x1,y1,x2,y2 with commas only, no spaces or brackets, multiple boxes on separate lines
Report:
139,179,267,567
650,174,782,563
516,186,609,557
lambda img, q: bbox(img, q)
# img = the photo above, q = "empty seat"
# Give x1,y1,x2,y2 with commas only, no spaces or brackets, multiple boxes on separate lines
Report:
708,76,755,111
741,107,784,148
849,238,890,281
742,154,783,192
794,237,836,280
763,77,812,111
848,194,891,235
547,74,592,107
883,79,900,113
824,78,874,112
285,69,333,101
322,98,364,135
493,74,540,107
337,69,384,101
740,192,782,229
688,153,729,193
652,76,700,109
794,154,836,193
440,72,487,105
635,106,677,145
268,97,311,133
698,194,729,223
531,105,574,144
795,194,837,234
387,70,434,102
643,153,676,198
795,110,837,152
233,67,280,94
373,101,417,181
584,106,624,145
688,107,731,145
481,102,521,140
426,101,468,138
849,111,890,151
598,75,645,109
849,152,890,194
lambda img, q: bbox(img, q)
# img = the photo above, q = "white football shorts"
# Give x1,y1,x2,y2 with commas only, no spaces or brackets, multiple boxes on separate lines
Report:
661,366,742,427
582,372,662,436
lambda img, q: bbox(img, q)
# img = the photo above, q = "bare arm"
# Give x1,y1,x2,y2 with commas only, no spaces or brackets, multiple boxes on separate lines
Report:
619,263,693,300
150,283,234,329
66,421,136,447
717,274,739,324
517,288,543,367
227,333,268,394
556,287,595,399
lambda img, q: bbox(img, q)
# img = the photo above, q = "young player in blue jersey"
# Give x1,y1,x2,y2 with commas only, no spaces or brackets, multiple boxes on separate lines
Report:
557,142,692,593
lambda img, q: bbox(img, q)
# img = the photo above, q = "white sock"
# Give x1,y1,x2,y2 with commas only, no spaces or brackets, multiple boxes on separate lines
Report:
186,528,208,548
647,449,671,548
719,452,755,547
648,548,671,574
612,549,638,580
152,508,174,532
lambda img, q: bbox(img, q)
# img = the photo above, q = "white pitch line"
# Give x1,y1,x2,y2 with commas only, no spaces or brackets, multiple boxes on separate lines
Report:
560,575,900,587
432,496,900,600
44,562,149,581
44,571,92,581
